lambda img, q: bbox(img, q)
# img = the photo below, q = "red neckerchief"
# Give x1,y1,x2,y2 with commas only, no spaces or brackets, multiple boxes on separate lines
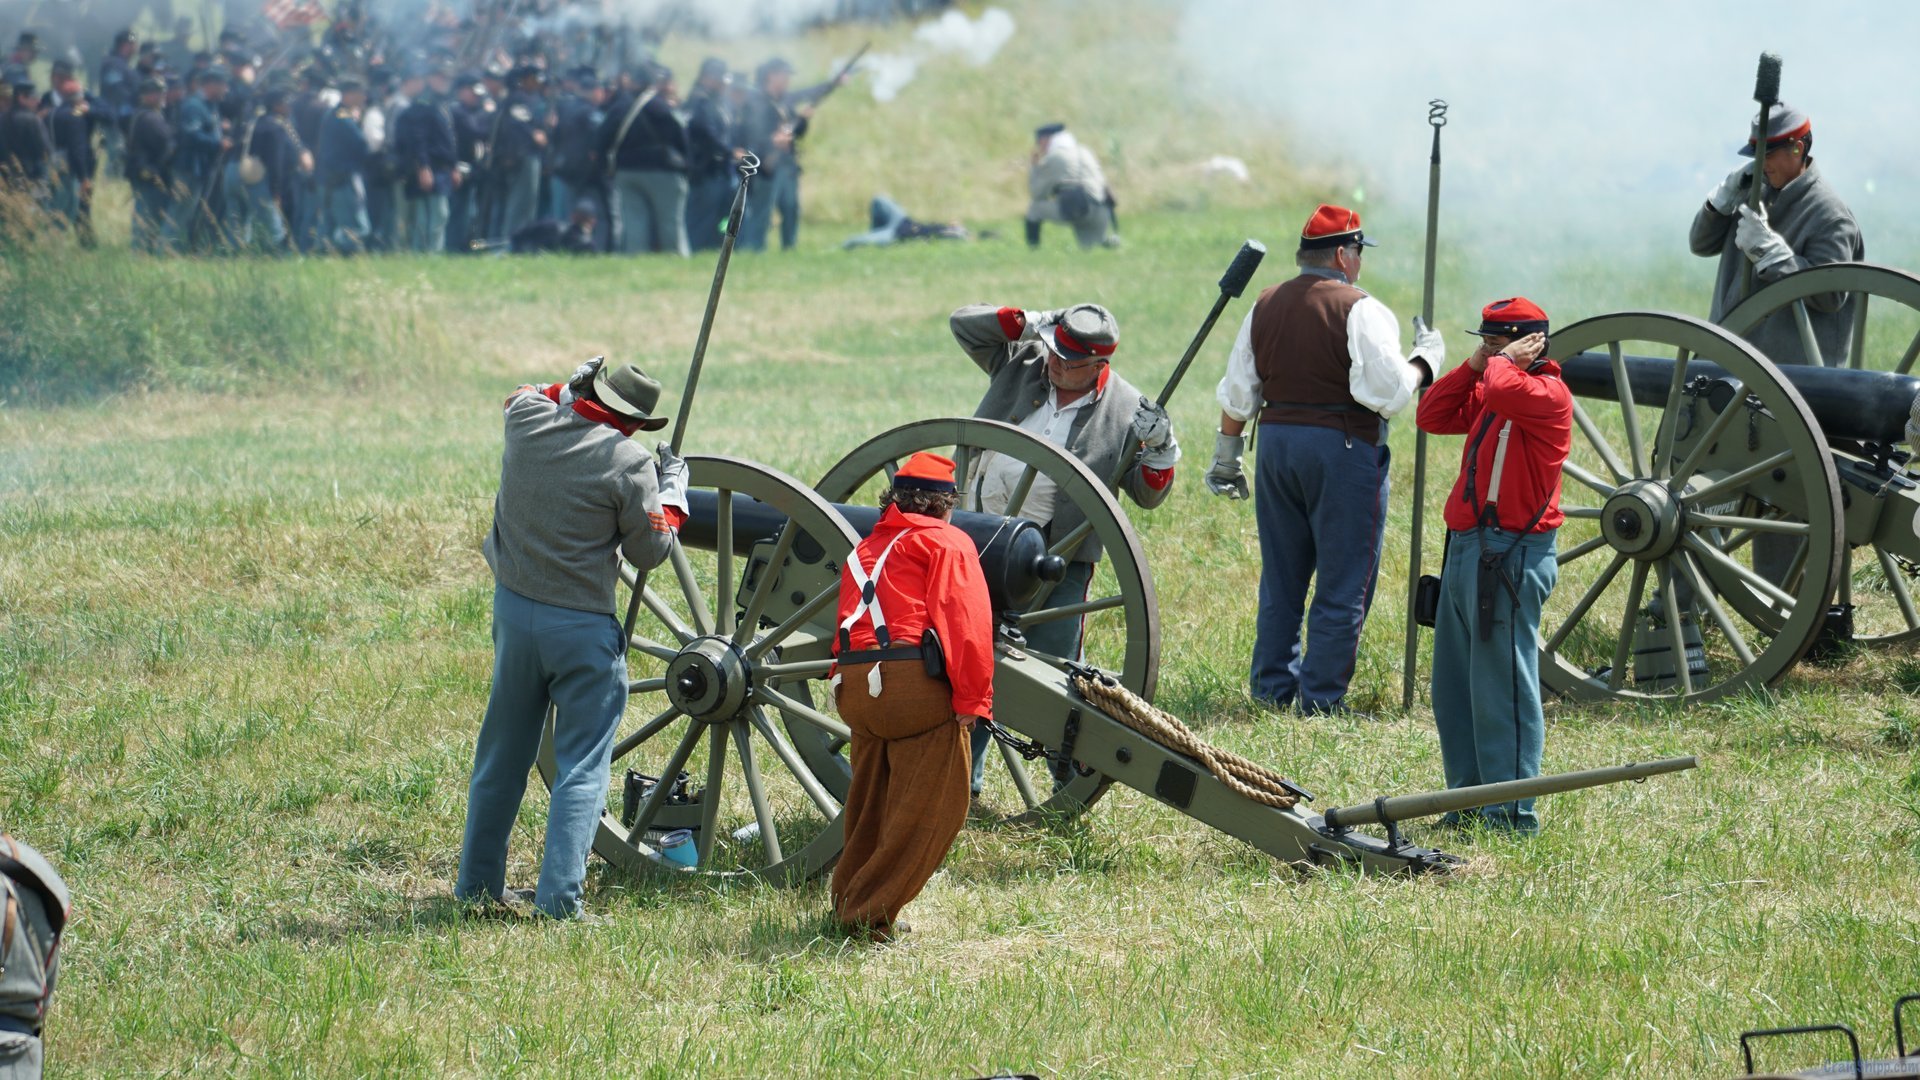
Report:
537,383,642,437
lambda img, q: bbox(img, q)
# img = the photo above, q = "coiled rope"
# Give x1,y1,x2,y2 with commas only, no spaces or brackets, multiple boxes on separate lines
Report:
1068,670,1307,810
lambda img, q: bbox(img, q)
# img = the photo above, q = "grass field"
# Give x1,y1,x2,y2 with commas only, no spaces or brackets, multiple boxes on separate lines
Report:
6,2,1920,1074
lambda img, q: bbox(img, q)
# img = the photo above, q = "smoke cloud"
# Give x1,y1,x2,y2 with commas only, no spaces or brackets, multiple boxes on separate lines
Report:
860,7,1015,103
1179,0,1920,288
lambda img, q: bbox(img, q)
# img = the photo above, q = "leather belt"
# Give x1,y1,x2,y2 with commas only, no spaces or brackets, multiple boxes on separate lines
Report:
838,646,924,666
1262,399,1368,413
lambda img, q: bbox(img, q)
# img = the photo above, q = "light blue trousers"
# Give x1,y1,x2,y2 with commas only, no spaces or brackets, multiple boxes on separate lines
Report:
1430,528,1558,832
456,584,626,917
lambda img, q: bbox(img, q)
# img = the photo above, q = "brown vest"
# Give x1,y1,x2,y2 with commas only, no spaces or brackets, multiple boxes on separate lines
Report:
1252,273,1379,445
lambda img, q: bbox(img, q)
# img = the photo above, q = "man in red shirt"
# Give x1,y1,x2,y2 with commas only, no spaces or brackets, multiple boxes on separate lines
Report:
1414,298,1571,834
830,452,995,940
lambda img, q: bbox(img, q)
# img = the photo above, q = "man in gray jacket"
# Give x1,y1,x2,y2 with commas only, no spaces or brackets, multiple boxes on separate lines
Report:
456,358,690,921
1690,103,1864,365
0,835,67,1080
949,302,1179,794
1026,123,1117,250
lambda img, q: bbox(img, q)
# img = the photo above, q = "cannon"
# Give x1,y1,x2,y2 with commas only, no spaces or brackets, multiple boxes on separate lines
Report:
529,415,1696,880
1530,300,1920,705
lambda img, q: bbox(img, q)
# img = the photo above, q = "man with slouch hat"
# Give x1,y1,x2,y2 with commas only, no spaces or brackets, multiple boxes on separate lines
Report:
1415,298,1571,834
456,358,690,921
1210,204,1442,715
829,452,995,942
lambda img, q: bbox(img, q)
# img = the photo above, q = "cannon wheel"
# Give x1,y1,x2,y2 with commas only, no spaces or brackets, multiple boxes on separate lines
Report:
815,418,1161,822
1540,312,1843,705
1722,262,1920,645
536,455,859,883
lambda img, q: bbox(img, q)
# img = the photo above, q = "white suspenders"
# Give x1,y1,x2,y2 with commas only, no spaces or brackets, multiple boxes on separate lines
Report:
837,531,914,697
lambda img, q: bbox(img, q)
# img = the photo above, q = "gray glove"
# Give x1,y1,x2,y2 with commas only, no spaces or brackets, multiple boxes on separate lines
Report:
1411,316,1444,381
1907,389,1920,449
1736,204,1795,273
567,355,606,393
1022,308,1062,340
654,442,690,515
1707,161,1753,215
1131,398,1172,448
1206,431,1249,499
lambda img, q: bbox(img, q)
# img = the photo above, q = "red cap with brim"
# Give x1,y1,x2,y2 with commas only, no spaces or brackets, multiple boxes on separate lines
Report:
893,451,957,493
1299,203,1377,251
1466,296,1550,338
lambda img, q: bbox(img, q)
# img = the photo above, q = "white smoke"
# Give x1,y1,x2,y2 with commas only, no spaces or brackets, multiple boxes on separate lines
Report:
594,0,844,41
1178,0,1920,275
858,7,1016,104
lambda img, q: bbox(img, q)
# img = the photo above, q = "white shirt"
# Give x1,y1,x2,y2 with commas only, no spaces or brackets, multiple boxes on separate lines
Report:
1215,285,1424,424
973,386,1093,525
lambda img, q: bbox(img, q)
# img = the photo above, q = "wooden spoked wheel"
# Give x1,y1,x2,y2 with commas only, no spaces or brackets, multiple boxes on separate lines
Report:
815,418,1161,821
536,456,858,882
1540,312,1843,704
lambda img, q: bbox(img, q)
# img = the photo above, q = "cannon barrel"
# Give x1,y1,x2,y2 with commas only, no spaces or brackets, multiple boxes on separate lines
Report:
1559,351,1920,446
680,490,1067,612
1320,756,1698,829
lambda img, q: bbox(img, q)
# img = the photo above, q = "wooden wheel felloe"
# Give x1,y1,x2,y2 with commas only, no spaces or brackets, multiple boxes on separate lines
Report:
815,418,1161,821
1541,312,1843,704
1722,262,1920,645
536,456,858,882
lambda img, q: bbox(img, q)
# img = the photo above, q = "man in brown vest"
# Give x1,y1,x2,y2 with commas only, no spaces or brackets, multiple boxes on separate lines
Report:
1208,204,1443,713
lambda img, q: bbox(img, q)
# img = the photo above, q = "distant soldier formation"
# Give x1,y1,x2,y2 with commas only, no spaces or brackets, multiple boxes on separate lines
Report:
0,6,877,257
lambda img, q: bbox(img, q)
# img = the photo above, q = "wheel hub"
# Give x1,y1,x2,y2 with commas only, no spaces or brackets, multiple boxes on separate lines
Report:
1602,480,1685,560
666,636,751,722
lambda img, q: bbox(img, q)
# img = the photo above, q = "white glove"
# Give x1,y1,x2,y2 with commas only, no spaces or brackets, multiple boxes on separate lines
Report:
567,355,605,392
1707,161,1753,215
1411,316,1445,377
1735,204,1795,273
1907,389,1920,449
1131,398,1172,448
1022,308,1061,340
654,442,689,515
1206,431,1249,499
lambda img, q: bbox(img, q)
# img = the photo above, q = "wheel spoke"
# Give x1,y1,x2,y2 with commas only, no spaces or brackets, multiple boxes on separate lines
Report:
733,518,802,645
1678,549,1756,667
732,719,783,865
1562,461,1615,499
1609,562,1651,692
695,724,730,868
1659,561,1694,697
715,489,736,637
1668,381,1750,488
1678,450,1794,508
1651,348,1692,480
1848,293,1870,370
628,721,706,840
1792,300,1826,368
1048,520,1094,559
1556,533,1612,566
611,705,683,762
1686,512,1811,536
1545,551,1628,654
998,736,1044,810
1878,548,1920,630
1684,534,1797,610
1004,464,1040,518
747,706,841,820
758,658,836,684
641,585,698,645
951,446,974,501
1016,593,1123,628
752,687,851,741
1562,506,1604,520
1572,400,1633,483
630,637,679,663
745,583,840,659
630,676,667,694
668,538,715,635
1896,325,1920,376
1611,341,1647,472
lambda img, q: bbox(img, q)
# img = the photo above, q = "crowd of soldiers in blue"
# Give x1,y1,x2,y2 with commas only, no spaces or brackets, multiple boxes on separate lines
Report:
0,11,848,257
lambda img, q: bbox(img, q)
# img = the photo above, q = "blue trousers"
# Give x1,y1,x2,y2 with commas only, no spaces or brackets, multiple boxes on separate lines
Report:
740,165,800,251
1251,422,1391,712
1430,528,1557,832
971,560,1095,793
686,173,734,251
456,584,627,917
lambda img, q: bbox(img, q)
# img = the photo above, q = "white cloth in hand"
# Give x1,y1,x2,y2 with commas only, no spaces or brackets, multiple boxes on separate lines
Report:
1735,204,1795,272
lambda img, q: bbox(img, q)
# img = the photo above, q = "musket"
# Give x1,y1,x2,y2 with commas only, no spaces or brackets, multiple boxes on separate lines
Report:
811,42,870,105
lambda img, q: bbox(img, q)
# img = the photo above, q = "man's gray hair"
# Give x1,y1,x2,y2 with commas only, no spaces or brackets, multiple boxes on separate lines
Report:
1295,246,1342,269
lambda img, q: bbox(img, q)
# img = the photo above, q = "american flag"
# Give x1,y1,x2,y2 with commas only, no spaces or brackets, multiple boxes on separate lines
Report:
262,0,328,29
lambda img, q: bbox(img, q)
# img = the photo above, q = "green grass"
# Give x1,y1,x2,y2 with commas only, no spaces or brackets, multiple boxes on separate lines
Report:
7,0,1920,1071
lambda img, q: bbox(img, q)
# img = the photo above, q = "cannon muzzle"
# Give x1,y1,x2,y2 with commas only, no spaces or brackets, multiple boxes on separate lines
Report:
680,490,1065,612
1559,351,1920,446
1321,756,1697,830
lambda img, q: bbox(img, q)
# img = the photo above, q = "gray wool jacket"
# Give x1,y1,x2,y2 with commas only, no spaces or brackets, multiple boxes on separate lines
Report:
483,390,675,616
950,304,1173,563
1689,159,1864,364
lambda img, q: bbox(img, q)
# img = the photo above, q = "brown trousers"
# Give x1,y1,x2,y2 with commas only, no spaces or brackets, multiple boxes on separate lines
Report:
830,661,972,930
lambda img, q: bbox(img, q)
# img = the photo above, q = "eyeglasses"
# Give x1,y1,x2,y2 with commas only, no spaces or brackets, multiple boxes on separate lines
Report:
1049,352,1108,370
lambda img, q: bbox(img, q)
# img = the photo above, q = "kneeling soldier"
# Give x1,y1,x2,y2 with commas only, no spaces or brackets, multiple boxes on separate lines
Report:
1414,298,1571,834
830,453,995,941
1,835,69,1080
456,358,689,919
